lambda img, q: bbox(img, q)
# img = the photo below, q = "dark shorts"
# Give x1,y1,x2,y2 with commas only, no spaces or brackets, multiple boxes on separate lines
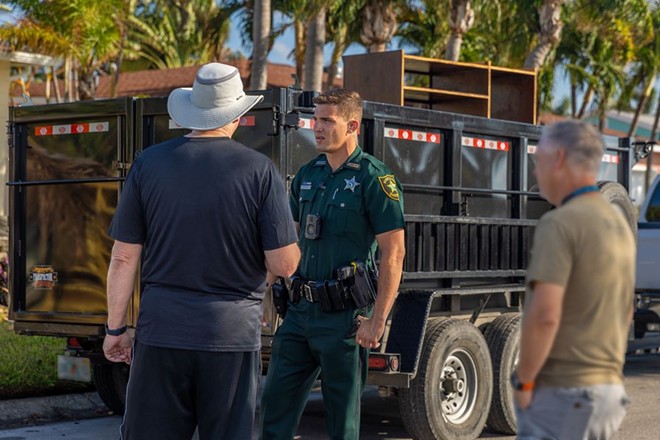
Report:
120,341,259,440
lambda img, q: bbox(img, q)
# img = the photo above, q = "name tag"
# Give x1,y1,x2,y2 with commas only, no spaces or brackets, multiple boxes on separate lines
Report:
301,182,312,190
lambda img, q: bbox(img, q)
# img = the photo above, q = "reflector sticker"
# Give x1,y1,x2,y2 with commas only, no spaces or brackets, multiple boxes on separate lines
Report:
526,145,619,163
35,122,109,136
462,136,510,152
28,265,58,290
602,154,620,164
384,127,441,144
299,118,315,129
239,115,256,126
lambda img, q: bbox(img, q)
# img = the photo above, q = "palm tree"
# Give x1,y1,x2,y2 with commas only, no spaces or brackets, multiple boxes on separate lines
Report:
251,0,271,90
446,0,474,61
304,4,326,92
555,0,652,120
126,0,238,70
0,0,123,100
360,0,399,53
324,0,365,90
523,0,564,69
397,0,450,59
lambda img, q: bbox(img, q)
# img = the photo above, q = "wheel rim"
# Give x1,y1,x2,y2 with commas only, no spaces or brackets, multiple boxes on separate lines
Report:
440,348,478,424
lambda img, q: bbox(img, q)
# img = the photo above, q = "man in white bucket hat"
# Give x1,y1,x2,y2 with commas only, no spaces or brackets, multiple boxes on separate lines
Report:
103,62,300,439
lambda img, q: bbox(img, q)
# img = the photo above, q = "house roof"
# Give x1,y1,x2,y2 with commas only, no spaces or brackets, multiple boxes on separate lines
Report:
13,59,343,102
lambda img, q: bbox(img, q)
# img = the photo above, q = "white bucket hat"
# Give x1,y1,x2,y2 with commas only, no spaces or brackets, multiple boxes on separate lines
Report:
167,62,264,130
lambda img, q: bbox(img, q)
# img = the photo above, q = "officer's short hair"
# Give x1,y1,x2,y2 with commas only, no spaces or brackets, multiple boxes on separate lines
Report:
314,89,363,123
541,120,604,175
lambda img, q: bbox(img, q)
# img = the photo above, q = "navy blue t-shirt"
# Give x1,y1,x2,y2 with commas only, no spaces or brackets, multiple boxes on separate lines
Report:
108,136,297,351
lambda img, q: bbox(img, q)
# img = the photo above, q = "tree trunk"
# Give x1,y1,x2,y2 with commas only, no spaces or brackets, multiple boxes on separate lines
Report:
304,7,326,92
78,70,95,101
360,0,398,54
369,42,386,53
325,23,347,91
250,0,271,90
629,79,654,137
445,0,474,61
52,66,62,104
64,57,71,102
576,84,594,119
294,19,306,88
445,34,463,61
570,77,577,118
524,0,564,69
45,70,51,104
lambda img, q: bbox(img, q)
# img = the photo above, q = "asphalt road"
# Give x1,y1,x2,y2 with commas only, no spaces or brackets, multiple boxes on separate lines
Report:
0,353,658,440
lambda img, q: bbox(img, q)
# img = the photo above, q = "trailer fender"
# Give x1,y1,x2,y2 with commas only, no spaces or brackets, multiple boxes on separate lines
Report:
385,290,434,376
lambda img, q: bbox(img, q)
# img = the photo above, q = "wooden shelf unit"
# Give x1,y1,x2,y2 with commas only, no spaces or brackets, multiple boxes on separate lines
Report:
343,50,537,124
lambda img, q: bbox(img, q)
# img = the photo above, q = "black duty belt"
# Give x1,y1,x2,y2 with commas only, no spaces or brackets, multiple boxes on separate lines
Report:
301,281,322,303
291,263,377,313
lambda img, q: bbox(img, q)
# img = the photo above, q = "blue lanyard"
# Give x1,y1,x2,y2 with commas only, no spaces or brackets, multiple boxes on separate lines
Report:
561,185,600,206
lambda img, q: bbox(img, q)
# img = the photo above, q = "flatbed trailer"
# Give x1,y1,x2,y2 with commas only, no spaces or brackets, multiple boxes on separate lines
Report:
6,87,647,439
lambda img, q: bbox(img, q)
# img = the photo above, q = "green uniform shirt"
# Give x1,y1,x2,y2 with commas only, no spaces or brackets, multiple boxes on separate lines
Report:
290,146,405,281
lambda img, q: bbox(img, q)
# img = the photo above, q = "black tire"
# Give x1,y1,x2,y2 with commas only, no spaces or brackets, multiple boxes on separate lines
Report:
483,313,521,435
400,318,493,440
634,309,660,339
93,362,129,414
598,181,637,237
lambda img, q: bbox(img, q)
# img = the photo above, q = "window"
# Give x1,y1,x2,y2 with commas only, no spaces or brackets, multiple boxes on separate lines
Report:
646,180,660,222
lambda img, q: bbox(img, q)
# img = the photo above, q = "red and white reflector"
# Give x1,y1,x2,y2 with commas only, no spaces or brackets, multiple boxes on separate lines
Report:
527,145,620,164
602,153,620,164
239,116,256,127
299,118,315,130
384,127,441,144
463,136,510,152
35,121,109,137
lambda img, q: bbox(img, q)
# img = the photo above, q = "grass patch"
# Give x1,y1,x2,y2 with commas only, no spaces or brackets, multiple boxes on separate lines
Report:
0,306,94,399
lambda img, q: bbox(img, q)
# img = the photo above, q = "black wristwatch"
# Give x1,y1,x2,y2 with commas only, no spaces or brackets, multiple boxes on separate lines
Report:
104,323,128,336
510,371,535,391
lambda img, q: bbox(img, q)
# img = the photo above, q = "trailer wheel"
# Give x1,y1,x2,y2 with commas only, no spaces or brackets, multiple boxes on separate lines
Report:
483,313,521,435
400,318,493,440
93,362,129,414
598,181,637,237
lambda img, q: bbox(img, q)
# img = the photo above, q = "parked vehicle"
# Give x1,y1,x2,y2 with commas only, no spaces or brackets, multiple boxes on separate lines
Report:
632,175,660,343
6,87,648,439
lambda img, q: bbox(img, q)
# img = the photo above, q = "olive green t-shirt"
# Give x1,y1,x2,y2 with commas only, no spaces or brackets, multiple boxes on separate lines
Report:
290,146,405,281
525,194,635,387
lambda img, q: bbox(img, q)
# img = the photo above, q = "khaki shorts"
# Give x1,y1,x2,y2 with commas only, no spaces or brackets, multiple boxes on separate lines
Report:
515,384,629,440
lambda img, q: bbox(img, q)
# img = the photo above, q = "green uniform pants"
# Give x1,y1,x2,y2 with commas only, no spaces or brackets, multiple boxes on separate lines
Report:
259,300,370,440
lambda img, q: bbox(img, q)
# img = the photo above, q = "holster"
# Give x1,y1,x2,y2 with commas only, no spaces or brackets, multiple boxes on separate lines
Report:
290,276,302,304
271,277,289,318
349,262,377,309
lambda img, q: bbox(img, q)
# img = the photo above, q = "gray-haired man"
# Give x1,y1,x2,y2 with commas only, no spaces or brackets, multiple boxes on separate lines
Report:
103,62,300,439
513,120,634,439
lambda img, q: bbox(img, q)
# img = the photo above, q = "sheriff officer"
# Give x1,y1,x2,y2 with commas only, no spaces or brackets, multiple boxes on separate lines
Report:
260,89,406,440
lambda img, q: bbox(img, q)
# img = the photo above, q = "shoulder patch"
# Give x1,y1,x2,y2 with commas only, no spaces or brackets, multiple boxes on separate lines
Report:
346,162,360,170
378,175,400,201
